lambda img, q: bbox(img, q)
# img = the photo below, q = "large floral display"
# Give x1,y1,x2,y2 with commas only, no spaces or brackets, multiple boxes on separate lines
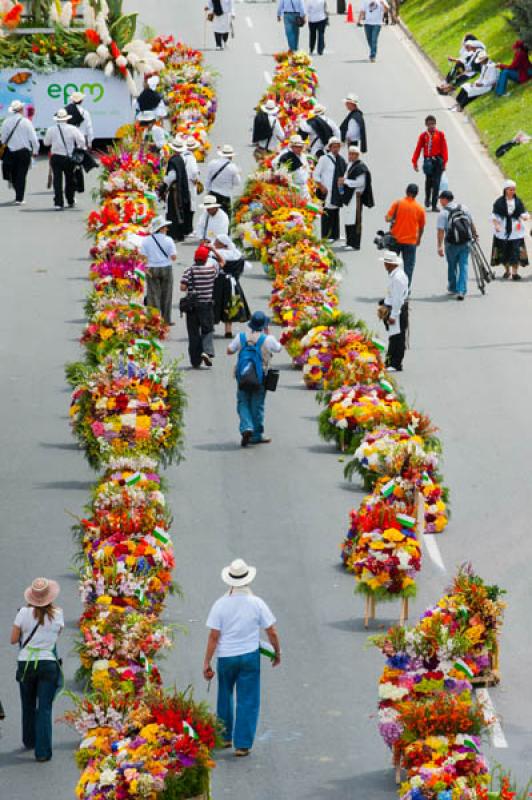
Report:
64,38,221,799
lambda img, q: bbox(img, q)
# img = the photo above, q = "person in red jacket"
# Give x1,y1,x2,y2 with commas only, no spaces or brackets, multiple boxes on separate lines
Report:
495,40,532,97
412,115,448,212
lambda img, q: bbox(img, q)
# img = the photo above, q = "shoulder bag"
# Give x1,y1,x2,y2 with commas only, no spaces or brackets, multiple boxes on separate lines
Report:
57,124,85,167
179,267,200,315
290,0,305,26
264,368,280,392
0,117,22,161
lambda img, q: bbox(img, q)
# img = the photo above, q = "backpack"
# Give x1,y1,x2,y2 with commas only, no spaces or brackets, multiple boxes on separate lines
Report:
446,205,472,245
236,333,266,391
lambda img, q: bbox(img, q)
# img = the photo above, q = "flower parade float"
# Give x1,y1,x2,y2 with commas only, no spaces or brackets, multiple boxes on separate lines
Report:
64,38,222,799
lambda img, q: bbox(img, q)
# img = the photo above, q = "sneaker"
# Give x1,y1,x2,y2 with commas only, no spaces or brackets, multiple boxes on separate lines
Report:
68,202,76,208
201,353,213,367
386,366,401,373
54,205,63,210
327,238,337,243
14,200,26,205
344,246,355,251
456,294,465,301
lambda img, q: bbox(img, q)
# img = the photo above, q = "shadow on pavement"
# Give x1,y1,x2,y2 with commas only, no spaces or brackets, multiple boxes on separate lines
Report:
306,768,395,799
194,442,241,452
39,441,79,451
34,480,93,491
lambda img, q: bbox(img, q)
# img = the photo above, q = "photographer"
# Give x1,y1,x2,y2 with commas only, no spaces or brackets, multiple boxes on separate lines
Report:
385,183,426,286
378,250,409,372
180,245,220,368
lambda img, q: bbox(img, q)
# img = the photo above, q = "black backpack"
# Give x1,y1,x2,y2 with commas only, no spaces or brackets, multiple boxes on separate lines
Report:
446,205,472,245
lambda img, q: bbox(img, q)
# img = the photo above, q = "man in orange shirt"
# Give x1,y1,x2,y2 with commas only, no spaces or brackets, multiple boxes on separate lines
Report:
385,183,426,286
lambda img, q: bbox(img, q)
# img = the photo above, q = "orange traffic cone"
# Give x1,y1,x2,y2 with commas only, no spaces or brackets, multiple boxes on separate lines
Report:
346,3,354,22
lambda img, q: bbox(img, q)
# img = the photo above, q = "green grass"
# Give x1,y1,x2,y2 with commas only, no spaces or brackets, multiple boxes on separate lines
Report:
401,0,532,208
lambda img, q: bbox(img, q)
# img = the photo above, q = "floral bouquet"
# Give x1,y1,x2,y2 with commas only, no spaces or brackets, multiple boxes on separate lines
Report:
318,383,403,451
87,194,155,239
80,303,168,364
270,269,339,325
320,331,385,392
99,146,162,192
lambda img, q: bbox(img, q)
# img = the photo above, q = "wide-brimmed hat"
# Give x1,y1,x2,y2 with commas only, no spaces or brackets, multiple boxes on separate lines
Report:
289,134,304,147
186,136,200,150
70,91,85,104
327,136,341,147
380,250,403,266
348,144,361,154
54,108,71,122
261,98,279,114
343,93,360,105
150,215,172,233
249,310,269,331
219,144,235,158
169,136,186,153
9,100,24,113
221,558,257,587
24,577,60,607
137,110,156,123
200,194,221,209
312,103,326,116
503,179,516,190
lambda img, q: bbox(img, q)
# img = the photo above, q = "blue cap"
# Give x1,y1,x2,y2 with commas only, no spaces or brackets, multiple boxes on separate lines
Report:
249,311,269,331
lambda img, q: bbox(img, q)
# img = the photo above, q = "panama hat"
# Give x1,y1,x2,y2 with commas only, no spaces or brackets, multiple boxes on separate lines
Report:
200,194,221,209
136,110,156,123
169,136,186,153
348,144,361,154
312,103,326,116
70,91,85,103
9,100,24,113
24,577,60,607
186,136,200,150
289,134,304,147
54,108,72,122
219,144,235,158
379,249,403,266
343,93,360,104
150,215,172,233
221,558,257,587
261,98,279,114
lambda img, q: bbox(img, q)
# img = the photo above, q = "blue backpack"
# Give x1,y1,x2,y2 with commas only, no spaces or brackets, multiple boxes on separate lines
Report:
236,333,266,390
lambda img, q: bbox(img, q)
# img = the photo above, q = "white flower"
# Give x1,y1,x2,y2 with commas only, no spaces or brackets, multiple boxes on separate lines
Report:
99,768,118,787
96,44,110,60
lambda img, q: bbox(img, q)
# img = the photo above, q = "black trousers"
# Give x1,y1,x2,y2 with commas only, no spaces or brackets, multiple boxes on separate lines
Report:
184,208,194,236
309,20,327,54
186,302,215,367
212,191,231,218
214,32,229,47
50,154,75,207
387,302,409,370
8,147,31,201
424,162,443,210
321,207,340,240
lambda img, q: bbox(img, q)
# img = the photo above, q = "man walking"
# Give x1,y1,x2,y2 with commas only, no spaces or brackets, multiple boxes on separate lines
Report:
0,100,39,205
379,250,409,372
385,183,426,286
313,137,347,242
358,0,389,62
412,115,448,212
65,92,93,148
298,104,340,159
140,216,177,325
228,311,282,447
339,93,367,152
437,190,477,301
205,144,241,218
180,244,219,368
277,0,306,52
339,145,374,250
43,108,85,209
161,137,191,242
204,558,281,757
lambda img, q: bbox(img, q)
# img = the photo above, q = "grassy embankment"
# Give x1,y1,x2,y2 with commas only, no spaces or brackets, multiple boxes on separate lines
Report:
401,0,532,208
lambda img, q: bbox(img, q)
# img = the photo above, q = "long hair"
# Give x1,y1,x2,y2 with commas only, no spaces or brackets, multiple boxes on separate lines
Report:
29,604,56,625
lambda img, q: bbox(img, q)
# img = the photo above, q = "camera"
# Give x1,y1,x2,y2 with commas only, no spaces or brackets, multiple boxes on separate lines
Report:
374,230,398,250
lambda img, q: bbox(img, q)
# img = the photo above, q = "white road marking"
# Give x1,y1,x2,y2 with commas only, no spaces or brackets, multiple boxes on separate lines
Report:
393,27,501,192
254,41,262,55
264,70,272,84
476,688,508,748
246,16,253,28
422,534,446,571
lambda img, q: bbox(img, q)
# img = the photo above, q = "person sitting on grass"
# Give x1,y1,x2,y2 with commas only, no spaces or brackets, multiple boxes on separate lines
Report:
436,36,485,95
495,40,532,97
454,52,498,111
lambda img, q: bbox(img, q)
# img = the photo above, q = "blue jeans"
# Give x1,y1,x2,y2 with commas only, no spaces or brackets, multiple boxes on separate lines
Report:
237,386,266,442
397,243,417,286
283,13,300,52
217,650,261,749
364,24,381,58
17,660,60,760
495,67,532,96
445,242,470,295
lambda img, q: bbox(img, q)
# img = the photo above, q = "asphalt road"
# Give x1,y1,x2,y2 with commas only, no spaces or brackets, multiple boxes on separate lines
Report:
0,1,530,798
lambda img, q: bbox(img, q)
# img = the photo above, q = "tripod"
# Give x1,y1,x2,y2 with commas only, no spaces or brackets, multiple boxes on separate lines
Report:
470,238,495,295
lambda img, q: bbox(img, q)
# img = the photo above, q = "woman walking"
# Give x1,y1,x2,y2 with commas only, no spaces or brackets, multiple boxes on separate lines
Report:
212,234,251,339
491,180,529,280
205,0,235,50
11,578,63,762
306,0,328,56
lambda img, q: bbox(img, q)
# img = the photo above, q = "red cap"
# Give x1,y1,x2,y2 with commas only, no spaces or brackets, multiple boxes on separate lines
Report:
194,245,210,264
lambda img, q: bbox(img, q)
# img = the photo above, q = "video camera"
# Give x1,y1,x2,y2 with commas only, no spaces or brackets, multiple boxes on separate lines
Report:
374,230,398,251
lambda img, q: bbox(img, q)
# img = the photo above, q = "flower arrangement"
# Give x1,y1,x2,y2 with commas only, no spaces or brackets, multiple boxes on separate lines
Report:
79,303,168,364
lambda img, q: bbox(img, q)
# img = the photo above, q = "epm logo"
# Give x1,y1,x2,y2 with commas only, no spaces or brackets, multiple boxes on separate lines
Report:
47,82,104,105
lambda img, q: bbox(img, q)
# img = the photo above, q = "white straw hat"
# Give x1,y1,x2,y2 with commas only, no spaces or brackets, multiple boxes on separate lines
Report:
150,215,172,233
219,144,235,158
379,249,403,266
201,194,221,209
24,577,60,607
70,91,85,103
136,110,156,123
328,136,341,147
261,98,279,114
348,144,361,154
312,103,326,116
147,75,160,90
186,136,200,150
221,558,257,587
343,93,360,104
54,108,72,122
9,100,24,113
169,136,186,153
289,134,304,147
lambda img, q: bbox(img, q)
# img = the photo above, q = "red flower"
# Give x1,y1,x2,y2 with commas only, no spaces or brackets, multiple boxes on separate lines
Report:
85,29,101,46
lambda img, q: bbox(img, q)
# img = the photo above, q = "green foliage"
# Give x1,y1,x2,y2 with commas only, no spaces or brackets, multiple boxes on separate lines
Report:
506,0,532,48
160,768,210,800
401,0,532,207
355,582,417,601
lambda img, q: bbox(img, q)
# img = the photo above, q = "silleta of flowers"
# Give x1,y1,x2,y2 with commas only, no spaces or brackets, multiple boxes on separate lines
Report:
64,39,221,799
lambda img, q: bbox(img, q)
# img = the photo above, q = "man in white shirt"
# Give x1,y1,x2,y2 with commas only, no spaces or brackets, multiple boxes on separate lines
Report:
252,98,285,158
140,216,178,325
204,558,280,756
0,100,39,204
195,194,230,242
272,134,311,198
137,110,168,151
298,104,341,158
65,91,93,147
313,137,347,242
43,108,85,209
379,250,409,371
339,93,367,152
205,144,241,217
358,0,389,62
183,137,201,236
